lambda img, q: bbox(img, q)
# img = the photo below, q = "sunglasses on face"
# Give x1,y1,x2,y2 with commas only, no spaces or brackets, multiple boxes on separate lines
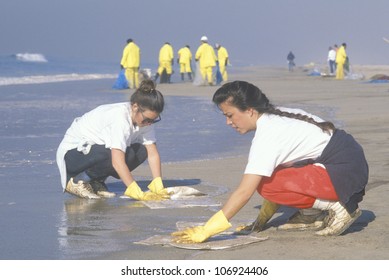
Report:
139,109,161,125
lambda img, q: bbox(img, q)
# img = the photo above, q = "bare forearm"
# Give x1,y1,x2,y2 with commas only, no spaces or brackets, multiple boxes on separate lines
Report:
145,144,162,178
222,174,262,220
111,148,134,186
222,188,252,220
114,162,135,187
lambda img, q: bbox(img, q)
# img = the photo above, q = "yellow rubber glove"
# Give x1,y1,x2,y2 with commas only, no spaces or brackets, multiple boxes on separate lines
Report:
124,181,167,201
171,210,232,243
147,177,171,196
236,199,280,233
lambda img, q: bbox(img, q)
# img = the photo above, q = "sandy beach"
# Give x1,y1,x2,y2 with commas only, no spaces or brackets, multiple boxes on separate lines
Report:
1,65,388,261
109,65,389,260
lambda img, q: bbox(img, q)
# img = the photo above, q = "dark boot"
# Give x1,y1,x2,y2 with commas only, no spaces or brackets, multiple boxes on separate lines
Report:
181,73,184,81
188,72,193,81
90,179,115,198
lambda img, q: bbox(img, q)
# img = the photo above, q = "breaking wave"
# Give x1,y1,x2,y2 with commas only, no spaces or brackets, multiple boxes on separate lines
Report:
0,73,116,86
15,53,48,63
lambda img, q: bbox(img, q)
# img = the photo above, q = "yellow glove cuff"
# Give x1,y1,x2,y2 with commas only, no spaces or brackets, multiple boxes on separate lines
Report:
148,177,167,195
149,177,163,189
204,210,232,235
124,181,144,200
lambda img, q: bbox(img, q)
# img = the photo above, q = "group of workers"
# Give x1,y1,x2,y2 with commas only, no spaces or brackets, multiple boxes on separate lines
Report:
120,36,229,89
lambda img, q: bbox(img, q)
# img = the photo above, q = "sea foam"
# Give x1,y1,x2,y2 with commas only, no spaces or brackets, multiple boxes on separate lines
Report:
15,53,48,63
0,73,116,86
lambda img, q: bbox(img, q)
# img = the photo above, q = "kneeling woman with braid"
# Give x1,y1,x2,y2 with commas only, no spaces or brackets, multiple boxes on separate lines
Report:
56,80,169,200
172,80,368,243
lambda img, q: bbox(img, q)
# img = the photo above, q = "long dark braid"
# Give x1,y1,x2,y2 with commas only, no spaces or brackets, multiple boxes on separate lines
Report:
267,106,335,132
212,80,335,133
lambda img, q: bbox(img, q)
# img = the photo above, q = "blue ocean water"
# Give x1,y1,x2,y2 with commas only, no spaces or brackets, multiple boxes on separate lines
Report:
0,53,197,86
0,53,117,85
0,52,253,162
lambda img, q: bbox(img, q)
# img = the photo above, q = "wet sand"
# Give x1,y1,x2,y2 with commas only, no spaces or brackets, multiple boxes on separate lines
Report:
109,65,389,259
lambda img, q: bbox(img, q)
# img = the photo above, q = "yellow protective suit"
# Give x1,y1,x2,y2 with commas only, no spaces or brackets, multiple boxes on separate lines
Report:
217,46,229,81
178,47,192,73
195,42,217,84
120,42,141,89
335,45,347,80
157,43,174,75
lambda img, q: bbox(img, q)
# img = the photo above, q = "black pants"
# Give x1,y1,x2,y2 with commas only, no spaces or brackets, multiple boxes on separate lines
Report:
64,143,147,182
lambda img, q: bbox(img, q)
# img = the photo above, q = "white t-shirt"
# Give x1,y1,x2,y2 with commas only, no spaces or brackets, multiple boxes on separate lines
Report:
244,107,332,177
56,102,156,189
328,49,336,61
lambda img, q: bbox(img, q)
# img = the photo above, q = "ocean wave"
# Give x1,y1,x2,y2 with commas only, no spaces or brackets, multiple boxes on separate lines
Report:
0,73,116,86
15,53,48,63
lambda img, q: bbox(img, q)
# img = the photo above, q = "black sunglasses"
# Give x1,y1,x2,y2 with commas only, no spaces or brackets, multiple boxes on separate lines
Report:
139,110,161,125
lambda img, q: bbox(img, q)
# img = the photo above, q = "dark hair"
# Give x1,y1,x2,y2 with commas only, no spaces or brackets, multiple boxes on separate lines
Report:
212,81,335,133
130,80,164,114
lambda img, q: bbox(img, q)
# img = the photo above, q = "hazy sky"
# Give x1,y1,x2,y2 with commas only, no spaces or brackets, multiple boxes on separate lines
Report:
1,0,389,67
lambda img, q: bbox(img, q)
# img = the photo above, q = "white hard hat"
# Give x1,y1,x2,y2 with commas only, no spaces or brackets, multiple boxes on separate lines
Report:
200,36,208,42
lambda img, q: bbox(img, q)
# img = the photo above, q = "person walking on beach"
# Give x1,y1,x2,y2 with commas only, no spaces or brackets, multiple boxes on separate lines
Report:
327,46,336,75
172,80,368,243
120,38,141,89
215,43,229,82
154,42,174,84
56,80,170,200
177,45,193,82
336,43,347,79
287,51,295,71
195,36,218,86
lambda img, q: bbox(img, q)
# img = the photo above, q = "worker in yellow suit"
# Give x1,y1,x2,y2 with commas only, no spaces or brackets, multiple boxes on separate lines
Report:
335,43,347,80
195,36,217,85
120,38,141,89
177,45,193,82
154,42,174,83
215,43,229,82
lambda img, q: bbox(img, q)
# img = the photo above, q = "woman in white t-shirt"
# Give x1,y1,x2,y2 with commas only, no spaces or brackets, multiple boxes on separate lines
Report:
173,80,368,243
56,80,170,200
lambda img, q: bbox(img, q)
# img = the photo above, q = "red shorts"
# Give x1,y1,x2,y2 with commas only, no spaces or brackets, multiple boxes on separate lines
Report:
258,164,338,208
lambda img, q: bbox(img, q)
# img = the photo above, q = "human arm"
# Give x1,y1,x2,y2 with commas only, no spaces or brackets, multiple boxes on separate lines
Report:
145,143,161,179
172,174,263,243
222,174,263,219
120,46,129,68
145,143,171,196
111,148,135,187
